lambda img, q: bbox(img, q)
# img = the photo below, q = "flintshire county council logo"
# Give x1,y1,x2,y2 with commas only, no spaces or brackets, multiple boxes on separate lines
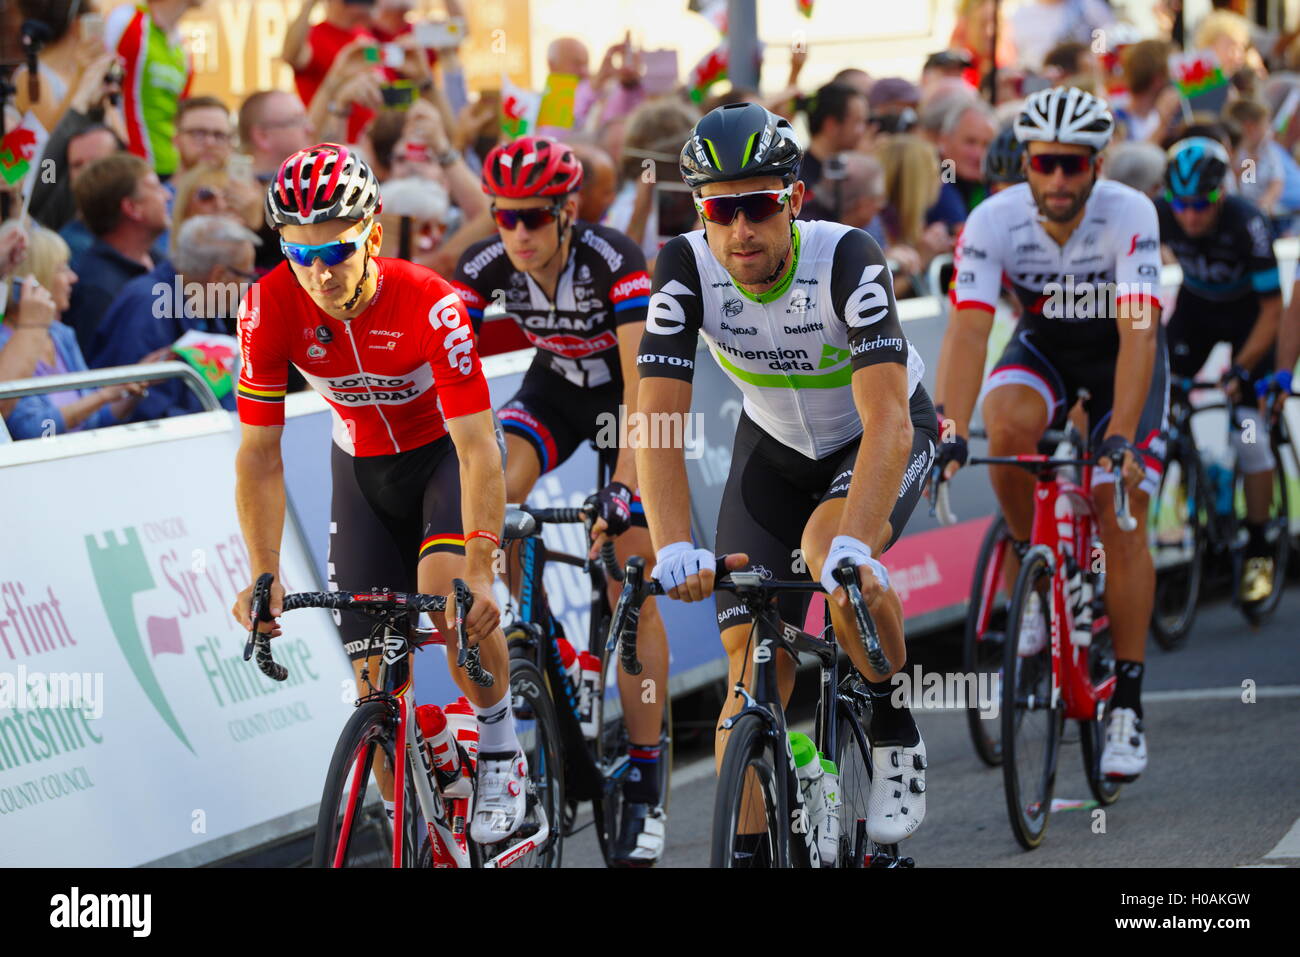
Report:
84,528,193,753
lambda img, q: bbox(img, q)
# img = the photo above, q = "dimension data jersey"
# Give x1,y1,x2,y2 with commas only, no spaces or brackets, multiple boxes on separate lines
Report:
637,220,923,460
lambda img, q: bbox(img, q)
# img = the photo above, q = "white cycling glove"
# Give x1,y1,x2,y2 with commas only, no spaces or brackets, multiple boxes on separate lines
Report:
652,541,716,592
820,535,890,596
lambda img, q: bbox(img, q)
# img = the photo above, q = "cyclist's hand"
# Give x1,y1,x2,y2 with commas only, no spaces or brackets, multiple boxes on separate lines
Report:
1257,370,1293,418
1097,434,1143,490
457,576,500,645
1221,364,1251,404
232,579,284,637
651,541,726,602
935,432,968,481
820,535,890,610
586,482,633,556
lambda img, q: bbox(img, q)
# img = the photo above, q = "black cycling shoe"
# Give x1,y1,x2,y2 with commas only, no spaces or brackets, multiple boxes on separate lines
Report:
611,802,666,867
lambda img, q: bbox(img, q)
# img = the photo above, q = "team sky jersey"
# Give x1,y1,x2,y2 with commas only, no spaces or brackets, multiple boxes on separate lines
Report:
951,179,1163,351
236,257,491,456
450,222,651,390
1156,195,1280,304
638,220,924,460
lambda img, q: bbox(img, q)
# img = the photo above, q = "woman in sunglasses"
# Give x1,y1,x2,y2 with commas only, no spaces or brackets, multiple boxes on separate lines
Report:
1156,137,1286,604
450,136,673,866
938,86,1168,785
230,143,531,846
635,102,939,854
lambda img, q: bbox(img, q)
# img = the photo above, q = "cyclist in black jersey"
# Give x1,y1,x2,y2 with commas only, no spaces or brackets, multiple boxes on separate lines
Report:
451,136,670,865
1157,137,1284,601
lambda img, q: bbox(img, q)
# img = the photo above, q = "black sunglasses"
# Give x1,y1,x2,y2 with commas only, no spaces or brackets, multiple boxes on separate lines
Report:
1027,153,1094,176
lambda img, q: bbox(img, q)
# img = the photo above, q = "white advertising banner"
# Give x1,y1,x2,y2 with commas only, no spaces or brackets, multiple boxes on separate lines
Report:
0,425,356,866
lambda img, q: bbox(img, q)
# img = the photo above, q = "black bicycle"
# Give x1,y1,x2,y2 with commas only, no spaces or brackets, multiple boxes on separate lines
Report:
501,502,672,867
1149,377,1292,647
245,573,564,868
610,556,914,869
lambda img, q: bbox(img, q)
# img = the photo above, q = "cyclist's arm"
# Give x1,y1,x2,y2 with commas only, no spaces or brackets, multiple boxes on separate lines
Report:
635,235,704,551
608,238,653,488
1235,209,1283,374
235,423,287,582
445,409,506,585
1280,280,1300,376
833,228,914,548
936,205,1001,438
1236,293,1282,373
1111,200,1163,441
281,0,320,71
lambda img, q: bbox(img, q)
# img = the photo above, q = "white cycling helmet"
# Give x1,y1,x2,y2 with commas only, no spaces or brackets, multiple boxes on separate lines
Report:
1014,86,1114,152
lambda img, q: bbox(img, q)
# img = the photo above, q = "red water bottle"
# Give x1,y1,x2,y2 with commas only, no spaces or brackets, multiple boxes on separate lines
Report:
416,704,461,787
577,651,601,739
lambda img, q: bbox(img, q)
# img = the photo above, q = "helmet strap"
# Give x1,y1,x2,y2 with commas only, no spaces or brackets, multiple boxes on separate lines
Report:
756,217,796,285
342,250,371,313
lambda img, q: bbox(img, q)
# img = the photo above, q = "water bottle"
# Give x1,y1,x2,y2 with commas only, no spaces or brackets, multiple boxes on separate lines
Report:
1064,556,1092,647
556,638,582,695
789,732,825,866
817,756,841,866
416,703,468,796
577,651,602,739
443,697,479,778
1205,445,1235,517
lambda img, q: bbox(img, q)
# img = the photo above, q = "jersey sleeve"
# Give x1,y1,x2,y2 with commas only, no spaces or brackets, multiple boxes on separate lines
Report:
422,273,492,420
949,201,1004,313
831,228,909,374
636,234,704,383
450,244,492,336
603,229,652,327
1115,195,1163,314
1242,204,1280,296
235,284,290,427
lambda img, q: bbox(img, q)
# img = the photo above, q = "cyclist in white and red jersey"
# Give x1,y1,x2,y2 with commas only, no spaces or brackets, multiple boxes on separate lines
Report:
229,143,528,844
936,87,1167,782
451,136,671,865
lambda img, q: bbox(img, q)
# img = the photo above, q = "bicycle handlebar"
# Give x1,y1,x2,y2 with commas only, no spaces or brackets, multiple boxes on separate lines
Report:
516,503,625,583
244,573,494,687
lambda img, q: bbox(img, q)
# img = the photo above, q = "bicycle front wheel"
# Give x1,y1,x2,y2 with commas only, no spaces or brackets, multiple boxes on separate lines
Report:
710,712,787,868
1149,444,1206,649
1001,547,1062,851
835,681,903,867
313,701,409,867
963,513,1011,766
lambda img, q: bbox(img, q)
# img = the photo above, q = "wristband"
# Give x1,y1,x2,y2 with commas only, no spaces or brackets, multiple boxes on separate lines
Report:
467,529,500,547
436,148,459,167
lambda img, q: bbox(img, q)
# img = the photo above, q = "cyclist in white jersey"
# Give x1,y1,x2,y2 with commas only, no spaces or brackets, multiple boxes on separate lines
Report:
936,87,1168,782
636,103,938,850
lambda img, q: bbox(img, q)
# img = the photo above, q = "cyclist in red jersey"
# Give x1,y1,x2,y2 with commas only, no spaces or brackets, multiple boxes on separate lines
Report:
454,136,670,864
229,143,528,844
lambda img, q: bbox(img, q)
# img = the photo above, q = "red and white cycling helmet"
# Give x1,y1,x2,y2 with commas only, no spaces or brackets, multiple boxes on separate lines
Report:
480,136,583,198
265,143,382,230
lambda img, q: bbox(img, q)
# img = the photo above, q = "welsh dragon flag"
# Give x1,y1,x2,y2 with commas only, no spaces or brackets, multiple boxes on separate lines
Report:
688,46,728,103
0,111,50,213
500,75,541,139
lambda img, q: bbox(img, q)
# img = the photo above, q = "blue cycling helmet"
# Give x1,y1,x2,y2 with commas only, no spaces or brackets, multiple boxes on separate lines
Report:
1164,137,1230,200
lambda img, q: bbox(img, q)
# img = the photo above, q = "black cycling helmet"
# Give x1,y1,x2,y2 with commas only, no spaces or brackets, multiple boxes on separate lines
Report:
679,102,803,190
1164,137,1231,199
983,125,1026,186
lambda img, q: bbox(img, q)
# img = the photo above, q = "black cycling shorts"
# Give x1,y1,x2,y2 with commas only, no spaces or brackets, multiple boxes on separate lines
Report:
713,385,939,631
982,324,1169,494
497,357,647,527
1167,292,1275,401
329,436,465,661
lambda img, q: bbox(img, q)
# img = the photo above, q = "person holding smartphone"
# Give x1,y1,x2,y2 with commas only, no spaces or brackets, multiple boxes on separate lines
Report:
282,0,378,110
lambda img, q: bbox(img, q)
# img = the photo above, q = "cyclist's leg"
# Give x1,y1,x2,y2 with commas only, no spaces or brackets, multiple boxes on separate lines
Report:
1229,315,1280,559
980,328,1066,581
712,413,819,769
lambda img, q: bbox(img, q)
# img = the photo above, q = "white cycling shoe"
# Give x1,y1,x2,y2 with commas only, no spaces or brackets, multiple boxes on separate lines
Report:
470,749,528,844
1100,707,1147,781
1017,592,1048,657
868,735,927,844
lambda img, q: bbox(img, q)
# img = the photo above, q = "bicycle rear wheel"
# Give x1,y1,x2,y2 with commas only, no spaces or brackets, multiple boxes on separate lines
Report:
1000,548,1062,850
710,712,788,868
963,514,1010,766
835,679,904,867
1239,457,1291,625
1149,445,1206,649
313,701,411,867
509,657,566,867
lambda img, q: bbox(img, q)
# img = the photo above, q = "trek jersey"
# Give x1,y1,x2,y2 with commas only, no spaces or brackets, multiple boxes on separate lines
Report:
107,3,193,177
450,222,651,389
236,257,491,456
637,220,925,460
1156,195,1280,305
950,179,1164,350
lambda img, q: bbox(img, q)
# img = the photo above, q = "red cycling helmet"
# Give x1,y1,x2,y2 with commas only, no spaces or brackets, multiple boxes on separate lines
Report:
481,136,583,198
265,143,382,230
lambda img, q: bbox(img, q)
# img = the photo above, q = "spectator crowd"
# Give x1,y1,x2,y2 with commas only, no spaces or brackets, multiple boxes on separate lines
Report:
5,0,1300,439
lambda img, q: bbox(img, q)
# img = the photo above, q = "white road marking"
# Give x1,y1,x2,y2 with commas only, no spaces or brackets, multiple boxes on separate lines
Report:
1264,816,1300,860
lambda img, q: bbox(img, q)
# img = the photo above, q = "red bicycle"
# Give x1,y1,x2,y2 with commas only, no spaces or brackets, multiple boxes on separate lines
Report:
962,435,1133,849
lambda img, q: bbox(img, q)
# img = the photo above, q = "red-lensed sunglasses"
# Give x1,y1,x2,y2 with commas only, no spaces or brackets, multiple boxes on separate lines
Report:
695,186,793,225
1026,153,1095,176
491,203,564,231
